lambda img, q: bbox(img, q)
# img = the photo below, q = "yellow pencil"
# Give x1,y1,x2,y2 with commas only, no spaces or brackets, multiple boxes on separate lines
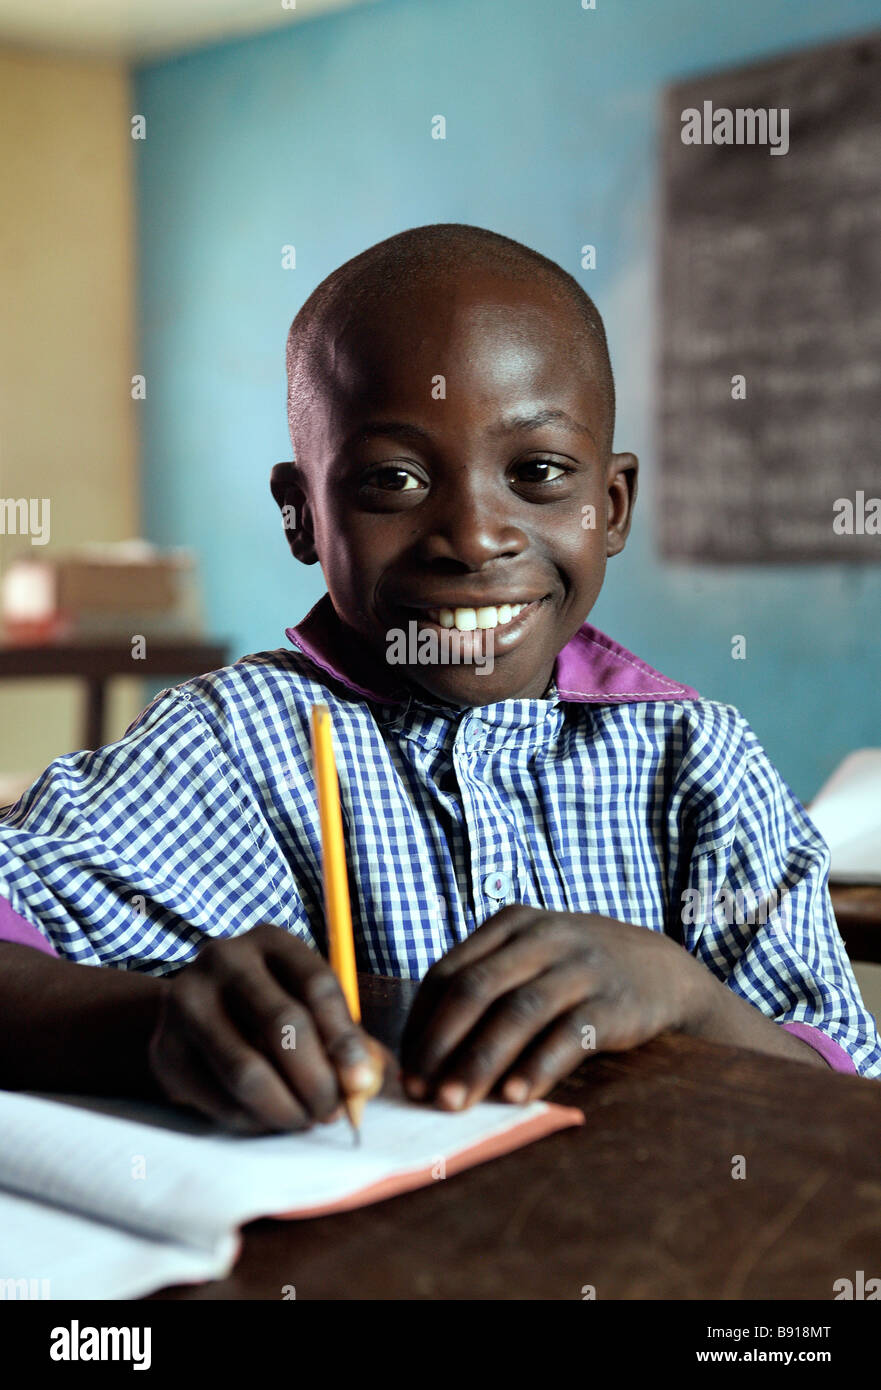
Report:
310,702,372,1144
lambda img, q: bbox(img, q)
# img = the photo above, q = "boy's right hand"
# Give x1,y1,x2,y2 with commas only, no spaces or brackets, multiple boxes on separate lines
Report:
147,923,386,1133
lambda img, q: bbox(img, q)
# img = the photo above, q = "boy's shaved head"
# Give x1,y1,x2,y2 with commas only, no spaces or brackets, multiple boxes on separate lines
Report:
286,223,615,456
273,221,637,706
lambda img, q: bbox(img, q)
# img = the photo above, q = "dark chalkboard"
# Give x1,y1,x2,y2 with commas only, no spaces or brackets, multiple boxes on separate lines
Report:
658,32,881,563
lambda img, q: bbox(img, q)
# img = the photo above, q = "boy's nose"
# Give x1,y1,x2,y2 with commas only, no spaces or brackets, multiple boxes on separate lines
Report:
416,501,529,569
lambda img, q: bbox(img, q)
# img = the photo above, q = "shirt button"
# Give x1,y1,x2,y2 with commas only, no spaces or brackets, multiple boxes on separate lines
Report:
483,871,510,901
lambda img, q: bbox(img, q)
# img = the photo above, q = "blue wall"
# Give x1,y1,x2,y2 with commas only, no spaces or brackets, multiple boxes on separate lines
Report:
134,0,881,802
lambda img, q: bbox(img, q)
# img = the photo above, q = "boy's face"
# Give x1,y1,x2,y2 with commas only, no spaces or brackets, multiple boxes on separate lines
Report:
273,272,637,704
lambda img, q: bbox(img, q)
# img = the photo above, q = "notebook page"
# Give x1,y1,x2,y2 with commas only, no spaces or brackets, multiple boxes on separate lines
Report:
809,749,881,883
0,1089,581,1252
0,1188,237,1301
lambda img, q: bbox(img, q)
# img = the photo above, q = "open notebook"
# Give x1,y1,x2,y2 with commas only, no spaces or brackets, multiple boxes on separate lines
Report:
0,1088,583,1300
809,749,881,885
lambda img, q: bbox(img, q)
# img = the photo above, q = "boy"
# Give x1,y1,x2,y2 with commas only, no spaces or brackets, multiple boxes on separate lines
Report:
0,224,878,1136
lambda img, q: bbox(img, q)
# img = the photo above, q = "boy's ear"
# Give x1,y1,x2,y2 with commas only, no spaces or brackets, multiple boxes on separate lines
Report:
606,451,638,558
270,461,318,565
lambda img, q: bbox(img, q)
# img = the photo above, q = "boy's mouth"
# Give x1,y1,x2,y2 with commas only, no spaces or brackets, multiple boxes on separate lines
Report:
420,601,530,631
395,595,551,658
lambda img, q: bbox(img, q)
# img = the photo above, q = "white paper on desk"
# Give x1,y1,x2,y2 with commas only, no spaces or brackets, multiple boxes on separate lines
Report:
0,1088,581,1299
809,749,881,884
0,1188,239,1300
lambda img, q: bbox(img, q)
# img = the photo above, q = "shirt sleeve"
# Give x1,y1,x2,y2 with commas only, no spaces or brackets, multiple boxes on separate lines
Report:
0,685,309,974
779,1020,856,1073
675,705,881,1079
0,891,58,956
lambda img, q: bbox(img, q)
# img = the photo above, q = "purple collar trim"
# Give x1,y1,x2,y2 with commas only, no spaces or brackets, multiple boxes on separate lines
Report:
284,595,698,705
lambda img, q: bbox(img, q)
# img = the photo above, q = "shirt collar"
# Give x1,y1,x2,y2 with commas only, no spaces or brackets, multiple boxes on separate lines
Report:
284,594,698,706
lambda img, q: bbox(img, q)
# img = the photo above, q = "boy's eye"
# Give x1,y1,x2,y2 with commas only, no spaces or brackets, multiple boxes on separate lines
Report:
512,458,569,484
361,465,425,492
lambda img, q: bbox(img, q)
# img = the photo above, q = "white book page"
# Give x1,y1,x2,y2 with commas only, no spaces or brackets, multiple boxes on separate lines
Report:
809,749,881,883
0,1089,559,1254
0,1189,237,1301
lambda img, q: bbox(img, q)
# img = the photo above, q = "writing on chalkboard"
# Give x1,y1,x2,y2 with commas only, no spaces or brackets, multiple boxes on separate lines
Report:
658,33,881,563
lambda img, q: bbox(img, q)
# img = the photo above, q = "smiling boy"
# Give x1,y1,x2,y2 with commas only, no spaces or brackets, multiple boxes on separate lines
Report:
0,224,878,1132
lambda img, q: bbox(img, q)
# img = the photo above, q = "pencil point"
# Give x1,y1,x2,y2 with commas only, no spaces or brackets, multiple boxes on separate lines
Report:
345,1092,368,1146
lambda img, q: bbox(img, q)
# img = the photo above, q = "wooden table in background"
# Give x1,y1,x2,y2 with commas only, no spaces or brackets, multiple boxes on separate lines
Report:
149,974,881,1301
0,638,229,750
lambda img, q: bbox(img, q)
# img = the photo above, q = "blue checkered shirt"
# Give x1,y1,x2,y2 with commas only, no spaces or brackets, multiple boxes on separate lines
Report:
1,608,878,1077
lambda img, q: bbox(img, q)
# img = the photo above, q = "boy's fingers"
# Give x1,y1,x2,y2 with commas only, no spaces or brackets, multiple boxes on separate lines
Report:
265,937,388,1099
327,1031,387,1098
172,976,311,1132
221,958,343,1122
266,935,374,1081
363,1037,388,1095
424,963,598,1109
150,1025,276,1133
189,927,386,1113
400,907,534,1057
401,905,537,1050
401,924,583,1083
374,1041,404,1098
496,1001,623,1102
430,905,538,974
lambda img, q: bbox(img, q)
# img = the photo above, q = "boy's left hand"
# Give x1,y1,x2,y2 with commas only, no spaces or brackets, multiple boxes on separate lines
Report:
399,905,711,1109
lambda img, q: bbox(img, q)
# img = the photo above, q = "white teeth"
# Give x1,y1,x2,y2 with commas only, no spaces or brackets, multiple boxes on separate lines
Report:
426,602,531,631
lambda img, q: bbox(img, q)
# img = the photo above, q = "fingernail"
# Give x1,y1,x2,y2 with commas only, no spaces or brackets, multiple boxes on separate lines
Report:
347,1061,376,1090
437,1081,467,1110
404,1075,426,1099
503,1077,530,1103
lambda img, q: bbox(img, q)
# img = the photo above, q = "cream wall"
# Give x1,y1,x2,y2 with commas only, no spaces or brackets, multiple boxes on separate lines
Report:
0,47,142,783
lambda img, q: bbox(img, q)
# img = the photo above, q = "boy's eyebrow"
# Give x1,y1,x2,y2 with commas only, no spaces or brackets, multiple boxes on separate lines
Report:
348,422,433,446
488,408,597,443
345,409,596,448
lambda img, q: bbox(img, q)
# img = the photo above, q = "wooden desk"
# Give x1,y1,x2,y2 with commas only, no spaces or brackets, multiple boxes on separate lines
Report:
0,637,229,750
149,975,881,1301
831,884,881,964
